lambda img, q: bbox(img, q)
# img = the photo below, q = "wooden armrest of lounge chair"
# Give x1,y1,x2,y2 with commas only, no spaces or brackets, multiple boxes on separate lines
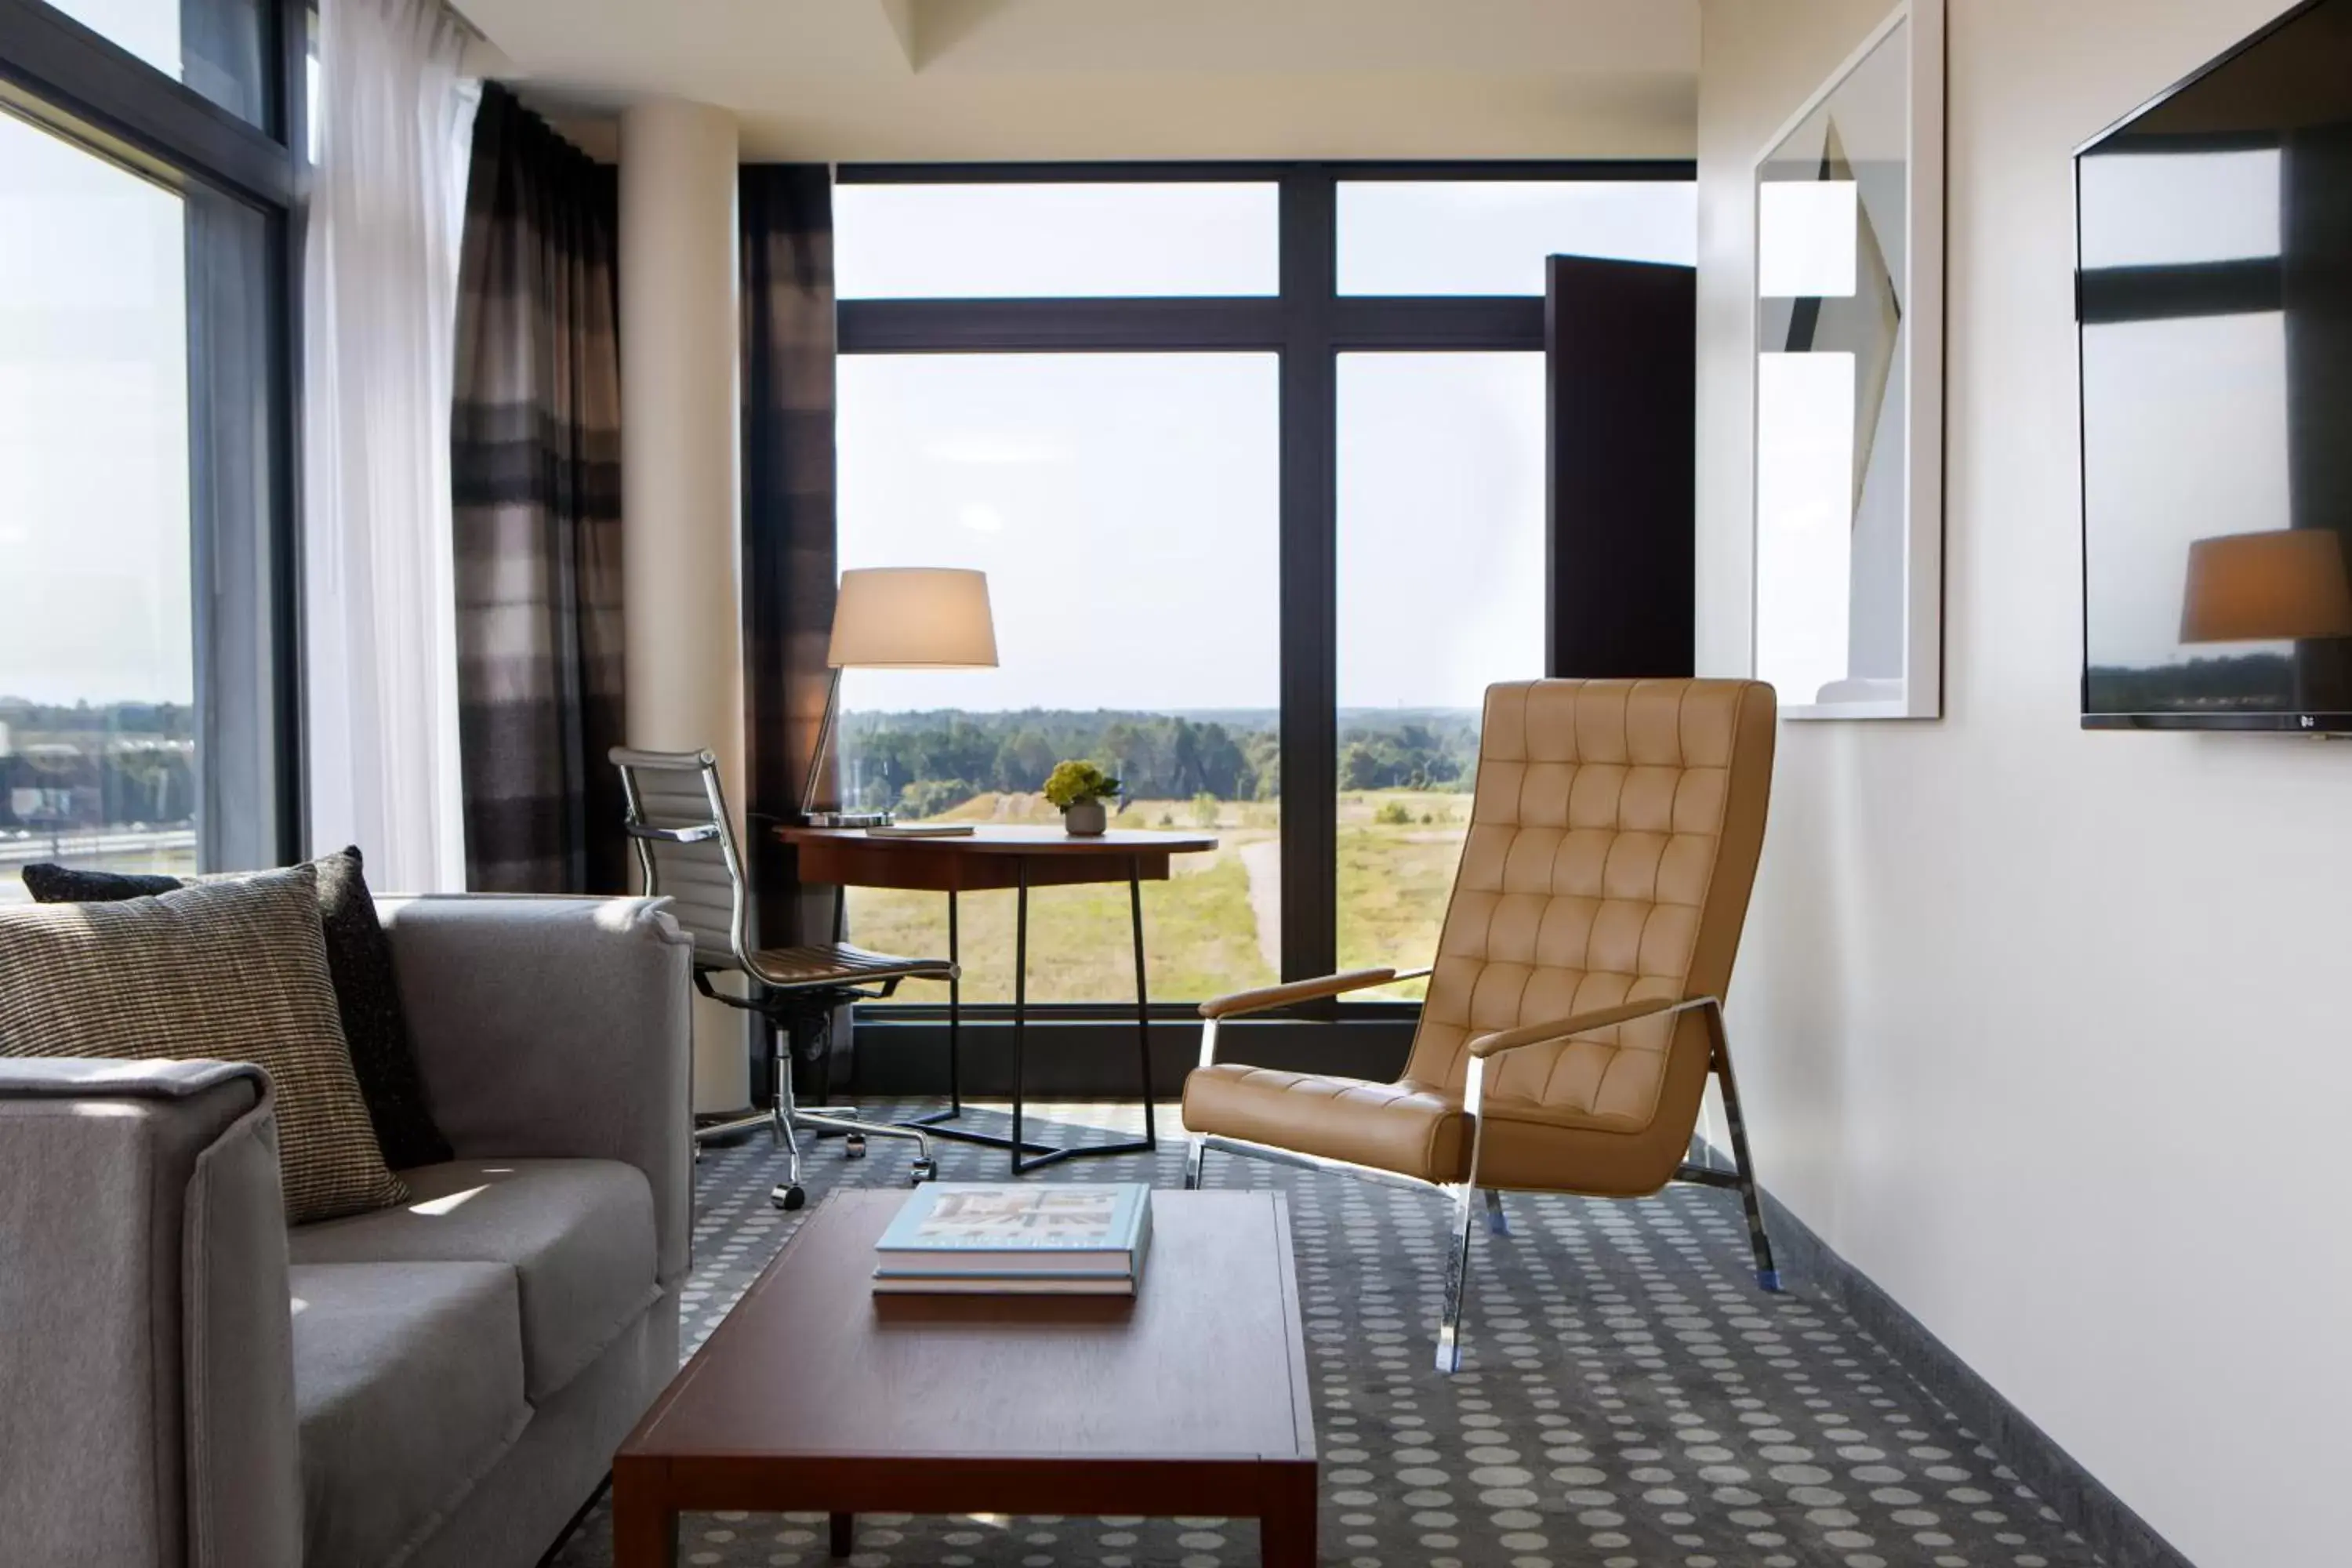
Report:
1465,995,1717,1059
1197,967,1432,1019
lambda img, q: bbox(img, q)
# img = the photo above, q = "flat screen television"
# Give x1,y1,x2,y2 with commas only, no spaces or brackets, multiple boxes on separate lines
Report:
2078,0,2352,731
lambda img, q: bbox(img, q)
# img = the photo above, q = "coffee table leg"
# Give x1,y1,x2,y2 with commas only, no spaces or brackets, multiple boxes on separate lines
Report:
829,1512,855,1557
1261,1468,1318,1566
611,1476,677,1568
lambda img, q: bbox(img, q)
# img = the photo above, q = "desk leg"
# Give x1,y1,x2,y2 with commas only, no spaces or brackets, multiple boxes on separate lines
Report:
829,1512,855,1558
1009,858,1029,1176
611,1472,677,1568
946,891,962,1115
905,881,1053,1158
1129,855,1156,1149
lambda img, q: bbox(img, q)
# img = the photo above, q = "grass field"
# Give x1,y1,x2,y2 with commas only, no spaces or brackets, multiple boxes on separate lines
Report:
844,788,1467,1005
1337,789,1468,1000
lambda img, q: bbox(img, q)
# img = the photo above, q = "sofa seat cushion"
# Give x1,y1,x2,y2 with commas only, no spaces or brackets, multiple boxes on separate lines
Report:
290,1261,531,1568
290,1159,660,1401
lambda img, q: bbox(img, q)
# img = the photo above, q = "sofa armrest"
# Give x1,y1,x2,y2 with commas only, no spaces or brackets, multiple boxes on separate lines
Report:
378,895,695,1287
0,1059,302,1568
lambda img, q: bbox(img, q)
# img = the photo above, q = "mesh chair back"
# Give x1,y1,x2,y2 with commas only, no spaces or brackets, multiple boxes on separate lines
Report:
611,747,750,971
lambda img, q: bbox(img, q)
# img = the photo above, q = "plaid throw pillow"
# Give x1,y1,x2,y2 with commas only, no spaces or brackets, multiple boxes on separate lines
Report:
20,847,455,1170
0,864,407,1223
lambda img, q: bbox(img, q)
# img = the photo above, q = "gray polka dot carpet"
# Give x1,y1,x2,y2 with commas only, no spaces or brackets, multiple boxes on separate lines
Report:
550,1102,2103,1568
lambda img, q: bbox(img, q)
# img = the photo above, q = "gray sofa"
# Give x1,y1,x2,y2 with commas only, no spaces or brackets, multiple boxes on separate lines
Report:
0,895,694,1568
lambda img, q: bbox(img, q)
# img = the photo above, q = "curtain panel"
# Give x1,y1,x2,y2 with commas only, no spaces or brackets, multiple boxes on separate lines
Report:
303,0,472,892
451,85,626,894
741,165,840,957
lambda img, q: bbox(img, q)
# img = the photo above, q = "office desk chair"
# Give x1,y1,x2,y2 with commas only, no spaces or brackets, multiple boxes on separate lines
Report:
612,746,953,1210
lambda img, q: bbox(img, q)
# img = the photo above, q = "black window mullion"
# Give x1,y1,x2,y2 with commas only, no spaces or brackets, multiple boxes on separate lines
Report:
1278,169,1338,986
1330,296,1547,351
274,0,307,866
0,0,294,206
838,296,1283,354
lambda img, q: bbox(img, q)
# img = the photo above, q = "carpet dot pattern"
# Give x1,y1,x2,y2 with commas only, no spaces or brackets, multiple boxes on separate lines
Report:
550,1102,2104,1568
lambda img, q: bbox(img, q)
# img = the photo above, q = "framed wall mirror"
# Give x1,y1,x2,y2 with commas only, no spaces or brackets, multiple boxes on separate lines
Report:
1751,0,1944,720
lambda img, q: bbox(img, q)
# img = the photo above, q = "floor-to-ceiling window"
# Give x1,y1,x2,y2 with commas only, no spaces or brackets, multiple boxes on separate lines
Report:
0,0,303,901
825,163,1693,1025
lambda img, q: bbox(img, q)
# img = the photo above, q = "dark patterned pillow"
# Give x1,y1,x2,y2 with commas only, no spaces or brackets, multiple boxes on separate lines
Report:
20,864,183,902
0,866,408,1223
18,848,454,1170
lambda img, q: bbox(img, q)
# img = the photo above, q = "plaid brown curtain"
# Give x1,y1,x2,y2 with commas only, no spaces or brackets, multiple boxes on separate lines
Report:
741,165,839,954
451,84,626,894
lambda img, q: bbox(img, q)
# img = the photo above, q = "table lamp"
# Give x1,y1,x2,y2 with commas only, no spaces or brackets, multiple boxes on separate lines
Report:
800,567,999,826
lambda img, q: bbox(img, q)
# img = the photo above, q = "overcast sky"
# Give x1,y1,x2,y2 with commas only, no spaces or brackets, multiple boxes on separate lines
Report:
0,102,193,710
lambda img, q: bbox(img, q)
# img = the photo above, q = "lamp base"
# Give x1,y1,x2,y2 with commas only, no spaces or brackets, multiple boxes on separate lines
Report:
803,809,895,829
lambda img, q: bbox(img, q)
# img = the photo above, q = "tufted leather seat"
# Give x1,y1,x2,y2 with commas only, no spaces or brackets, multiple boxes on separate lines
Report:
1183,677,1775,1199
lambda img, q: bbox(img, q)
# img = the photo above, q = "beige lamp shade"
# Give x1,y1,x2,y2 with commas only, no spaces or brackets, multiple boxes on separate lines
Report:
827,568,999,669
2180,530,2352,643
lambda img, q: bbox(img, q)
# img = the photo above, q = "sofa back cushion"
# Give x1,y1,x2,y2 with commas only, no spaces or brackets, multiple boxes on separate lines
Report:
0,865,407,1223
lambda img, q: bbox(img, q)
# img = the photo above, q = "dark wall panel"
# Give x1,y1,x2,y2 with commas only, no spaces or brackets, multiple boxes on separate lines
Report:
1547,255,1697,680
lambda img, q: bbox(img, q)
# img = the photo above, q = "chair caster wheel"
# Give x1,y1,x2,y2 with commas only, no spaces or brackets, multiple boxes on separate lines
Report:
910,1159,936,1185
844,1133,867,1160
772,1184,806,1212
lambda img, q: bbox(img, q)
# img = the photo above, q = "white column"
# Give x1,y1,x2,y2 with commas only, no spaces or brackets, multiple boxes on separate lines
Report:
619,99,747,1115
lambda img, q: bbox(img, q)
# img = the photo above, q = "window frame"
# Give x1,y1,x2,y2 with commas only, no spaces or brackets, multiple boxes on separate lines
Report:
816,158,1694,1038
0,0,308,870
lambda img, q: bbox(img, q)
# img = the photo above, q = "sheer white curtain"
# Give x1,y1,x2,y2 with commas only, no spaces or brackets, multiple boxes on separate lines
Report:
302,0,474,891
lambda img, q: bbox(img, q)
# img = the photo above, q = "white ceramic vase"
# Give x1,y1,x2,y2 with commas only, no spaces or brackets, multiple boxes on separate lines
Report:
1063,799,1109,837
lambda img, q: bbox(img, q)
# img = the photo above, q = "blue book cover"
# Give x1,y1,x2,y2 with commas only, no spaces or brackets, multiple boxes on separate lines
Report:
874,1183,1151,1276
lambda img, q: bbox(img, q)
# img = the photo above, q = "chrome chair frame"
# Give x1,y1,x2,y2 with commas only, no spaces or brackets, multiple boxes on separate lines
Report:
1182,983,1777,1374
613,746,951,1210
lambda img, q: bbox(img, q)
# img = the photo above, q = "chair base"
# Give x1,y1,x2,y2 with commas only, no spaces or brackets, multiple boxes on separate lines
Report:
767,1086,936,1212
692,1108,771,1149
1185,1096,1780,1371
698,978,940,1211
1183,995,1783,1369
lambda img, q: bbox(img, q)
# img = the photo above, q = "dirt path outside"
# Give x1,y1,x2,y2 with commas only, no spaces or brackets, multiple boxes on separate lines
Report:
1240,838,1282,975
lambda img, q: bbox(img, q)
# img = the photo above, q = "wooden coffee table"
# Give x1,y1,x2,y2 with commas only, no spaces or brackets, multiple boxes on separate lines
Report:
612,1189,1318,1566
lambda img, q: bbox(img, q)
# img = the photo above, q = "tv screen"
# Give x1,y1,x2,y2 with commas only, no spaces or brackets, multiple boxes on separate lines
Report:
2078,0,2352,730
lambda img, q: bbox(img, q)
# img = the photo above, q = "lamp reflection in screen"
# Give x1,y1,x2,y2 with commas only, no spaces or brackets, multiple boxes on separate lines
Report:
2180,529,2352,713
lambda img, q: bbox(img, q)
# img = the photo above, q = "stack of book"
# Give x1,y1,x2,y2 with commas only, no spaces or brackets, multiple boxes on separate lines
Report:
872,1181,1152,1296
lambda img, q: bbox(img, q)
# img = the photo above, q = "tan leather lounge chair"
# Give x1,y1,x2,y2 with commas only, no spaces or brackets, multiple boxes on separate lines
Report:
1181,678,1780,1371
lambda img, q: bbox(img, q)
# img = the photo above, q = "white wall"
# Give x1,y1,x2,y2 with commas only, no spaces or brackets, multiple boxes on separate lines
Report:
1698,3,2352,1564
618,100,749,1115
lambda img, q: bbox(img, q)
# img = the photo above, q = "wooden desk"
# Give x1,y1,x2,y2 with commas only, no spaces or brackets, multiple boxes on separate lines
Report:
775,825,1218,1174
612,1189,1317,1567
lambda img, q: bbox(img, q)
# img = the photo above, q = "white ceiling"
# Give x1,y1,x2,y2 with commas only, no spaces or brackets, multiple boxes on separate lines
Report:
455,0,1700,162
